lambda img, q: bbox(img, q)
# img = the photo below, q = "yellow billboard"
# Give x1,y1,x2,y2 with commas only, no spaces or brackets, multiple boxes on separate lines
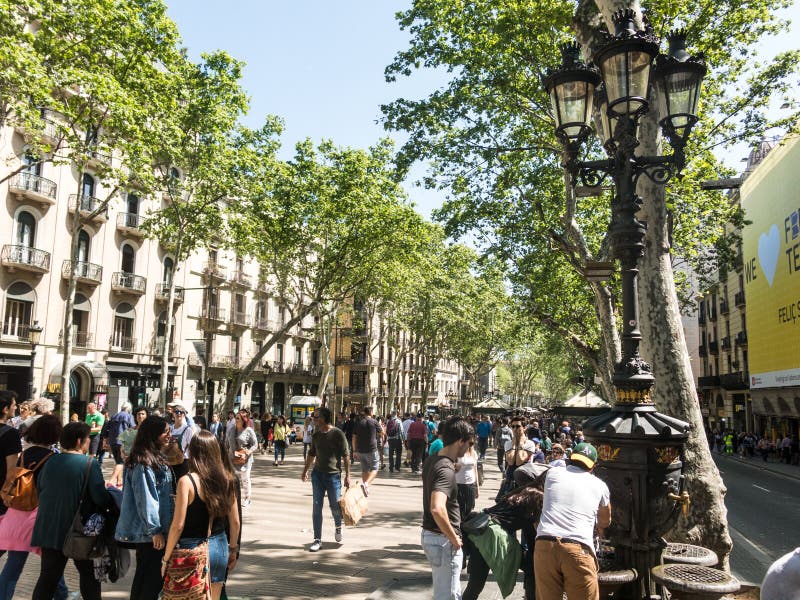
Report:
741,133,800,388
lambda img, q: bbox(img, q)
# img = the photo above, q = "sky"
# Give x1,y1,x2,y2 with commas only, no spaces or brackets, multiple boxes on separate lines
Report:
166,1,800,218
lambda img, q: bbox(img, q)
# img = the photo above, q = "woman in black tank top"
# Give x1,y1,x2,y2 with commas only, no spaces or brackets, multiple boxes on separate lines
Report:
162,431,239,600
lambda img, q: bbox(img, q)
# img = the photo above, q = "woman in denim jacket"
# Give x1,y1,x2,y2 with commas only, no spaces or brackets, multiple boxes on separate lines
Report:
115,416,174,600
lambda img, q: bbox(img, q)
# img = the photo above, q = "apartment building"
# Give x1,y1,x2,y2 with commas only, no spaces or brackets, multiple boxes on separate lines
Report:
698,134,800,439
331,299,463,416
0,118,322,418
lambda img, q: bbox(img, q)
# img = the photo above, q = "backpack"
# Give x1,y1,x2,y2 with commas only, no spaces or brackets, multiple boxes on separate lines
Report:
386,418,399,438
1,451,53,511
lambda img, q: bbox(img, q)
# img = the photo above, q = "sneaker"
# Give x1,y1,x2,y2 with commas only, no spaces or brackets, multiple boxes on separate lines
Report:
360,482,369,497
309,539,322,552
335,527,343,543
242,498,251,508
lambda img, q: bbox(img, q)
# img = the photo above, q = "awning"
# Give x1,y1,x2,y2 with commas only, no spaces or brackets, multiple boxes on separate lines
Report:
47,360,109,394
751,389,800,417
0,353,32,368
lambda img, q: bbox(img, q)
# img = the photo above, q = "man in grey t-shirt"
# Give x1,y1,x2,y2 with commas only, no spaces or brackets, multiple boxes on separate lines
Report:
534,443,611,600
421,417,474,600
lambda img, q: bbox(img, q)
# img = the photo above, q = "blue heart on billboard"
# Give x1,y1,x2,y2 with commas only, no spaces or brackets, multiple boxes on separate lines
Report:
757,224,780,287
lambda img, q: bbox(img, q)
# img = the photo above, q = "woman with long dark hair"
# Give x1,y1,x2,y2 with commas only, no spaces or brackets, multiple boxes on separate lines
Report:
115,415,174,600
162,431,240,600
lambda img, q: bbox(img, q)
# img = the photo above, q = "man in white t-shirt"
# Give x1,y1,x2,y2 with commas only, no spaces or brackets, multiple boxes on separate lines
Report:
534,442,611,600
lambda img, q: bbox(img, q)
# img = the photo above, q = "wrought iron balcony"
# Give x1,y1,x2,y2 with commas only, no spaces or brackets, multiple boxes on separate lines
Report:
699,344,707,357
69,194,107,222
87,147,112,168
155,283,184,304
719,300,729,315
335,386,367,395
58,330,93,349
708,341,719,355
734,290,746,308
230,270,251,287
152,338,176,357
252,316,270,331
111,272,146,295
8,172,57,206
15,116,60,144
720,371,748,390
1,322,33,343
109,336,136,353
62,260,102,286
1,245,50,273
721,336,731,351
116,212,145,236
735,331,748,347
203,261,226,280
200,307,226,327
230,310,251,327
698,313,706,326
208,354,239,368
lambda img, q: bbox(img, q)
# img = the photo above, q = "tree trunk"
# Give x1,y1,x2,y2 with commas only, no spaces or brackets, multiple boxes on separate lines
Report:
637,113,733,568
159,236,183,410
59,213,83,424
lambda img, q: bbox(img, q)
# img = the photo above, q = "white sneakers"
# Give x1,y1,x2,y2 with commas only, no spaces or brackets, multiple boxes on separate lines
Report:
309,539,322,552
335,527,343,542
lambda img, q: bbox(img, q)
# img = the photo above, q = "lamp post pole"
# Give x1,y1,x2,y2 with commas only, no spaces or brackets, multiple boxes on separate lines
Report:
543,11,708,598
28,321,43,399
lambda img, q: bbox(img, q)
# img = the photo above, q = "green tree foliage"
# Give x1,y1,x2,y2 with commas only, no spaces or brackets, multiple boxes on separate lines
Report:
227,139,428,412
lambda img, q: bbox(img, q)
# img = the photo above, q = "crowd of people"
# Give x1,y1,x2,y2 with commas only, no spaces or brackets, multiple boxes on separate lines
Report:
707,427,800,465
0,388,795,599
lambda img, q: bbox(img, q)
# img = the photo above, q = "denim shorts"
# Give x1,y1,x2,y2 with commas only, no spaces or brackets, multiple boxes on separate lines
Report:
177,531,229,583
358,449,381,472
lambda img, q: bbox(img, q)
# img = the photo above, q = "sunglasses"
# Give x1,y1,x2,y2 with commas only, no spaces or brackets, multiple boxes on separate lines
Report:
174,410,185,415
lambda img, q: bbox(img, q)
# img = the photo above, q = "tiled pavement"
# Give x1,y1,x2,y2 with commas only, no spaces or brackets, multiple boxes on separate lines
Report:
9,445,517,599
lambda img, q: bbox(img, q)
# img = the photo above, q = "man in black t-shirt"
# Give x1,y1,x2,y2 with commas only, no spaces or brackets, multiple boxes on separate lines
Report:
0,391,22,516
421,416,474,600
352,406,381,497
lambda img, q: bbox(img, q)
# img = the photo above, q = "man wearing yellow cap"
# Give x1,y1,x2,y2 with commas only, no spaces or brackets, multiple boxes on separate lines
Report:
534,442,611,600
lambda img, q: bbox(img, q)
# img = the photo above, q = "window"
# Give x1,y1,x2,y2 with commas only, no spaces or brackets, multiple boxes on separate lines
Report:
156,311,175,354
231,336,240,361
22,153,40,176
276,343,284,363
294,346,302,366
163,257,174,284
255,299,266,321
311,349,319,365
15,211,36,248
121,244,135,273
81,173,95,198
127,193,140,215
77,230,90,263
112,303,135,350
3,282,34,339
72,294,90,346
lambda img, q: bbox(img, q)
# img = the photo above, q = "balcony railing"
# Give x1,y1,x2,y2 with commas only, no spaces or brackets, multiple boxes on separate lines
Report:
335,386,367,395
230,270,251,287
87,148,112,167
720,371,749,390
208,354,239,369
201,307,226,324
252,316,270,331
203,261,226,280
69,194,107,221
152,338,176,357
708,341,719,354
109,336,136,353
721,336,731,351
1,245,51,273
111,271,146,295
230,311,251,327
8,172,57,205
719,300,729,315
15,116,60,143
735,331,748,347
155,283,184,304
2,322,33,342
62,260,102,285
116,212,145,235
59,330,93,348
734,290,746,308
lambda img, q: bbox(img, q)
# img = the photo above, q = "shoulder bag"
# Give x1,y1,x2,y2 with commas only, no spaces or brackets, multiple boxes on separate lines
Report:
63,457,104,560
162,509,212,600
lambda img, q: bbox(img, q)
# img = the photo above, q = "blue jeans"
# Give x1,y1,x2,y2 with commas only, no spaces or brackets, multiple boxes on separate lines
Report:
274,440,286,462
311,470,342,540
0,550,68,600
421,530,463,600
178,532,229,583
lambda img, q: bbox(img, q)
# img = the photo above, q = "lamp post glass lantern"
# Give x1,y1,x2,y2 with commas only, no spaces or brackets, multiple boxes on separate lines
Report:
28,320,43,398
544,9,708,599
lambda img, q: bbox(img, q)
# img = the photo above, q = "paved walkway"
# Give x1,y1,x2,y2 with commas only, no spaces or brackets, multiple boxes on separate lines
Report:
10,445,519,599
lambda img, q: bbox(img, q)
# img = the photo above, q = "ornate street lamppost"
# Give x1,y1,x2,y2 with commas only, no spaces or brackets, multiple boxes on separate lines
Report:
28,321,43,398
544,10,707,599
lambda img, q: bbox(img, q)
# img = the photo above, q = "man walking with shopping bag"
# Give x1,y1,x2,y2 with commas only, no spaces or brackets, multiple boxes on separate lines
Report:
301,407,351,552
